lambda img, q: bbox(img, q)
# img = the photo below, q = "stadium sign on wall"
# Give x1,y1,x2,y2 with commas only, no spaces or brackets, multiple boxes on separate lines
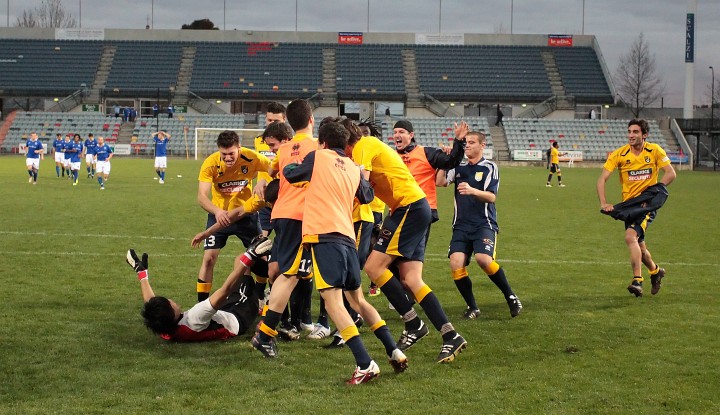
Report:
513,149,543,161
548,34,573,47
338,32,363,44
112,144,131,156
55,29,105,40
415,33,465,45
558,151,583,162
82,104,100,112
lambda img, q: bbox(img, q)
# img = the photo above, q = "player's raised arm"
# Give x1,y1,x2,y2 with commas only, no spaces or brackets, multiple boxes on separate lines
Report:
126,249,155,303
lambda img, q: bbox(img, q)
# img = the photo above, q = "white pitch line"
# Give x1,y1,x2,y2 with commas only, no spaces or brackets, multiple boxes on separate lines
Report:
0,230,177,240
0,250,715,267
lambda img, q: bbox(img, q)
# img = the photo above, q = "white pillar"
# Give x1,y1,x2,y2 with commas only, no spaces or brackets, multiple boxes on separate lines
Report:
684,0,697,119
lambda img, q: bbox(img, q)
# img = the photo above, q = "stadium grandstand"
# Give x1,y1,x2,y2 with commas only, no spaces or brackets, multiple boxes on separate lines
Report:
0,28,693,165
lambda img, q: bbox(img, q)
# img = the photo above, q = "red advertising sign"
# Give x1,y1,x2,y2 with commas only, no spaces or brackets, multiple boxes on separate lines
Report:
338,32,363,45
548,34,573,47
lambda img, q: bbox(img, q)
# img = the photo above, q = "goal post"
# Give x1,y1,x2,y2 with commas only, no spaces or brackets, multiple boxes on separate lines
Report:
193,128,265,160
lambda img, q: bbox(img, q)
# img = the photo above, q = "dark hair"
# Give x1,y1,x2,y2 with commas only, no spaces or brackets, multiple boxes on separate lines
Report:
319,122,350,149
262,121,293,142
216,130,240,148
357,118,382,138
628,119,649,136
319,116,342,128
141,297,178,336
552,141,559,148
88,133,94,138
73,133,81,140
286,99,312,131
56,133,61,137
265,179,281,205
266,102,286,116
467,131,487,144
340,119,361,143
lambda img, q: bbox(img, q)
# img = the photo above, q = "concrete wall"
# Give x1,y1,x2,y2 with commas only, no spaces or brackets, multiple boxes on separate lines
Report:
0,27,596,47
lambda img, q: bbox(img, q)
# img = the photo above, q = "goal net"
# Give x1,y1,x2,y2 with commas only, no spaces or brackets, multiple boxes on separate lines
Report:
193,128,265,160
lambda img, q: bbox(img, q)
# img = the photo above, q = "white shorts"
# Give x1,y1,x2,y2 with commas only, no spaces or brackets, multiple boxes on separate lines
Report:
154,156,167,169
55,152,64,163
62,157,70,168
86,154,95,164
70,161,81,171
26,158,40,169
96,160,111,174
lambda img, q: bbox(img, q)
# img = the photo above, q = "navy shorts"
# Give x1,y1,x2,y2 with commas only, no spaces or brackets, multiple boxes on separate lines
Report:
219,275,258,335
271,218,313,278
625,210,656,243
550,163,560,173
258,206,273,233
374,198,431,261
354,220,373,269
311,242,361,291
372,211,383,227
204,212,261,251
448,227,497,266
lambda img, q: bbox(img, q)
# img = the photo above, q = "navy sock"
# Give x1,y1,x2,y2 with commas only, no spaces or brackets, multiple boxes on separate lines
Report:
488,267,514,299
454,276,478,309
346,336,372,369
373,325,397,356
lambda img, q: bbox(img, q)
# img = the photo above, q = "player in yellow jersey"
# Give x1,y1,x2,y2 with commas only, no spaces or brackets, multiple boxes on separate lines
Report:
254,102,287,237
346,130,467,363
597,119,676,297
358,119,387,297
546,141,566,187
196,130,271,302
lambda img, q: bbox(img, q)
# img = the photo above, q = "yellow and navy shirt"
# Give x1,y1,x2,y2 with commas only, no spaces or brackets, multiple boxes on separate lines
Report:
368,196,386,214
254,135,276,183
351,136,426,212
198,147,271,210
550,147,560,164
603,142,671,201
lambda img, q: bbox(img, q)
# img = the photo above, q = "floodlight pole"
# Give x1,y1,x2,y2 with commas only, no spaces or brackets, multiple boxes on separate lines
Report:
582,0,585,35
7,0,9,27
711,66,715,131
510,0,514,34
156,87,160,134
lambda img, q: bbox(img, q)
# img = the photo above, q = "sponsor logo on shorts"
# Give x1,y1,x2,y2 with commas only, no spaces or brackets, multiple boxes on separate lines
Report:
483,238,494,247
628,168,652,181
218,179,249,193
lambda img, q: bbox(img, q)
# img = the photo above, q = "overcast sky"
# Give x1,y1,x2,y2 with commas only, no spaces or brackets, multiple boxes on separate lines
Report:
4,0,719,107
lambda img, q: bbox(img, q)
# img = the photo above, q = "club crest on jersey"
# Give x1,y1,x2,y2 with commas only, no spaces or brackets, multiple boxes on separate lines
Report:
241,166,248,174
644,156,651,163
475,172,484,181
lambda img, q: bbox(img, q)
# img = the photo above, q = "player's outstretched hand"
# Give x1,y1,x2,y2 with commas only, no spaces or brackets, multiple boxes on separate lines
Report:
126,249,149,273
191,232,208,248
246,236,272,260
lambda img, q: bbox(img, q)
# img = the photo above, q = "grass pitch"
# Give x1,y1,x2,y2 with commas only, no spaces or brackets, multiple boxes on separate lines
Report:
1,157,719,414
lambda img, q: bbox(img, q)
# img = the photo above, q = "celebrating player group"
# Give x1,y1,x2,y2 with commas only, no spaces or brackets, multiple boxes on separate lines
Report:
125,100,674,385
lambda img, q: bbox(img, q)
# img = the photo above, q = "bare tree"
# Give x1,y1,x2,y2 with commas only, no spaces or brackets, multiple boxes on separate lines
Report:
15,0,77,28
614,33,664,118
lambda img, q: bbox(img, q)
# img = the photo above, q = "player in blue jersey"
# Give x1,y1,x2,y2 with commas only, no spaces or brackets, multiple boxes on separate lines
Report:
94,136,113,190
437,131,522,319
67,134,84,186
62,134,73,179
25,132,44,184
84,133,98,178
152,131,171,184
52,133,65,178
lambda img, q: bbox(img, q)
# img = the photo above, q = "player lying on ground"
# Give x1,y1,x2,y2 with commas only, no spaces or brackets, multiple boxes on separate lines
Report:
127,235,272,342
